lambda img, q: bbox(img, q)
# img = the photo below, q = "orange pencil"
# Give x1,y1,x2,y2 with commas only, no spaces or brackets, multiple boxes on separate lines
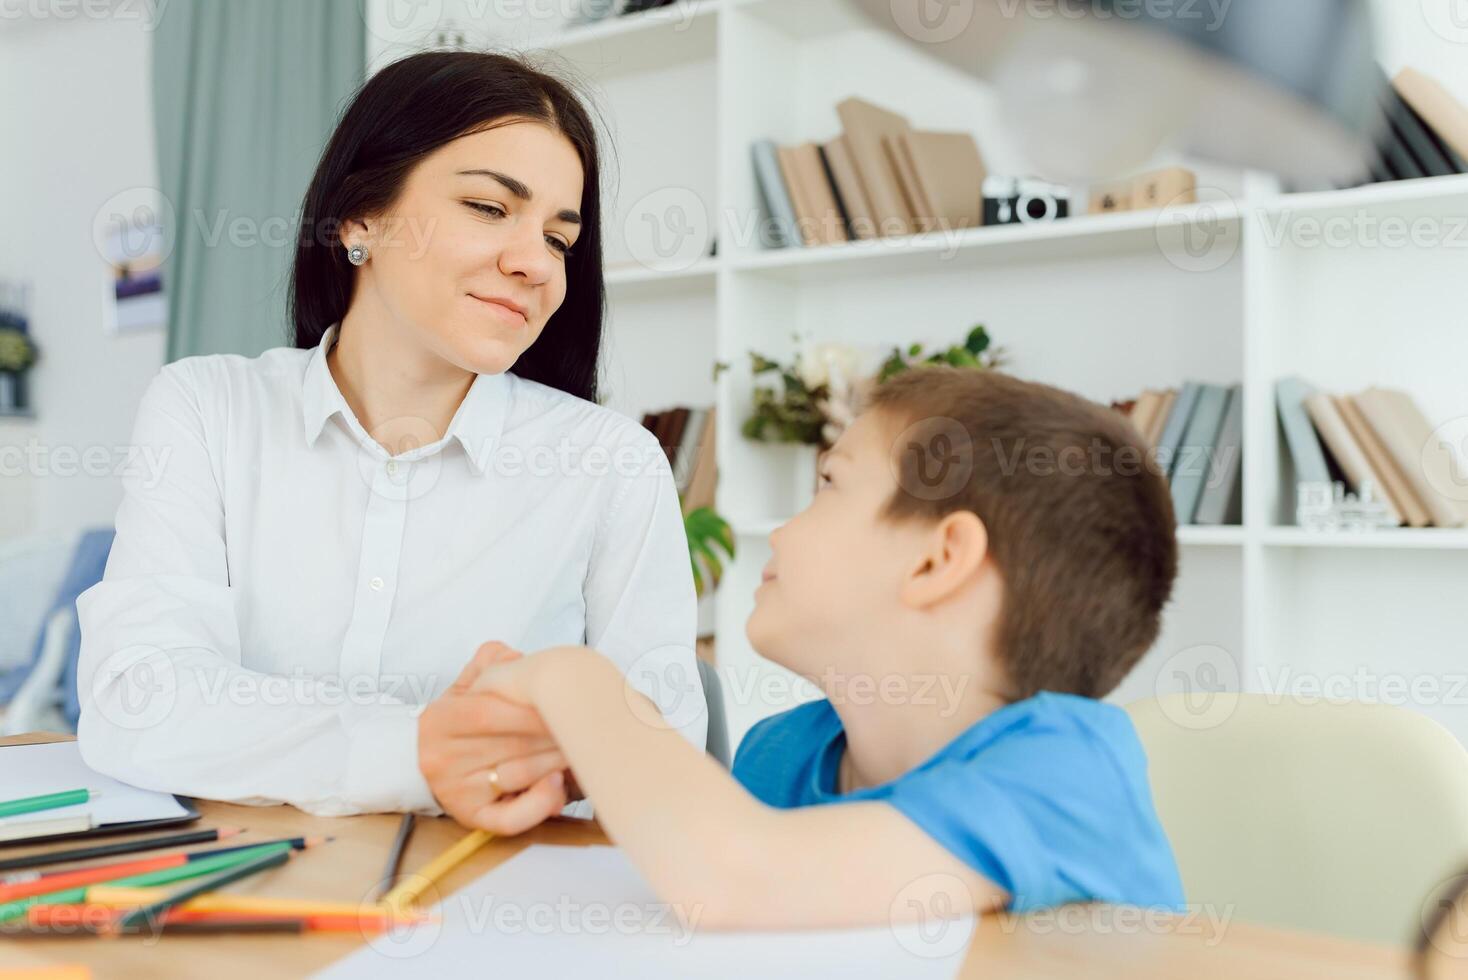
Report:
27,904,400,935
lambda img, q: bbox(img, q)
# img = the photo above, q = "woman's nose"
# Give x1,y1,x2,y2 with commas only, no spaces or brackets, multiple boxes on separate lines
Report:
497,220,555,284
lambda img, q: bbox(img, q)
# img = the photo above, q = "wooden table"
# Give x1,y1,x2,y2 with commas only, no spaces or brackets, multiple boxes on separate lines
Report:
0,733,1411,979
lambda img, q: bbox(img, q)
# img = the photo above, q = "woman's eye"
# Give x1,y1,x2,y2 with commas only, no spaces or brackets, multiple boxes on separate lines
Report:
817,470,832,490
466,202,573,257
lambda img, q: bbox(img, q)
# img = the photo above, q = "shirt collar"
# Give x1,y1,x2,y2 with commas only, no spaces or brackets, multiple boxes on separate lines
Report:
301,323,512,476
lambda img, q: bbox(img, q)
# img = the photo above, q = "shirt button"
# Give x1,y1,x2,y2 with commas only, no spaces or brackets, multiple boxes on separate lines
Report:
386,460,399,477
369,576,385,591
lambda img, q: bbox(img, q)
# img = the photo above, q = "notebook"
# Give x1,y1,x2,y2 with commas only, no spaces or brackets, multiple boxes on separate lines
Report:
0,741,197,847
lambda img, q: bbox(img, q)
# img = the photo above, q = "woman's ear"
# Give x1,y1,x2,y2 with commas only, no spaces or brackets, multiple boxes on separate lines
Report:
338,216,373,251
898,511,989,610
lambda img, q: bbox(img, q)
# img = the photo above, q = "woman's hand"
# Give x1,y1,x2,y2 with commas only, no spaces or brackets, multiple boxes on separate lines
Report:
417,642,570,834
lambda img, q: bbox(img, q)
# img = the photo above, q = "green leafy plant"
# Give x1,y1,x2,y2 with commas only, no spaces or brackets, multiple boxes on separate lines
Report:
740,351,829,446
0,328,37,374
742,327,1005,450
877,324,1003,382
684,506,736,598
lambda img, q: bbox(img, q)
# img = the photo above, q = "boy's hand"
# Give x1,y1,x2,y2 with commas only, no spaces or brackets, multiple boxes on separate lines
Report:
468,643,588,704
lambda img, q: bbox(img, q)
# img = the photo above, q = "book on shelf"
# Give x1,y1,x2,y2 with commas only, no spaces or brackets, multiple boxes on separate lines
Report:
822,134,875,241
837,96,918,237
1352,388,1467,528
1170,384,1232,526
1194,385,1243,527
641,405,718,515
1277,379,1466,529
1112,381,1241,526
1345,67,1468,188
1392,68,1468,169
751,96,987,248
1333,394,1430,528
1155,382,1203,481
751,140,800,248
1276,376,1332,488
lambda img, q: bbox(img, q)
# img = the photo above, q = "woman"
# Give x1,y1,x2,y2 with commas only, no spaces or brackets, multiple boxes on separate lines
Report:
75,52,706,834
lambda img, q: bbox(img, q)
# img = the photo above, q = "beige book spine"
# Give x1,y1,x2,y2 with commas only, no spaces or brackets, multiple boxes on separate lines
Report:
775,144,816,246
1305,393,1403,526
823,136,877,241
1335,394,1428,528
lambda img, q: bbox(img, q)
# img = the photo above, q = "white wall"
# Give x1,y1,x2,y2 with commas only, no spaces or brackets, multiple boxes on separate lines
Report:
0,12,166,538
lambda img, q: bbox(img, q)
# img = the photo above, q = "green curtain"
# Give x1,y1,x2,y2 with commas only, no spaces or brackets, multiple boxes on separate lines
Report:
153,1,366,360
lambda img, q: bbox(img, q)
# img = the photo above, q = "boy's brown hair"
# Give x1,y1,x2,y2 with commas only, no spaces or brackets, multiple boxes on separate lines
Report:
868,366,1178,700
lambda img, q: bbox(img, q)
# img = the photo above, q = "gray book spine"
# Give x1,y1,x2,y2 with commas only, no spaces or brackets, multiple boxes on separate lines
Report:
1275,376,1331,485
751,140,799,249
1194,385,1244,526
1155,382,1202,480
1171,384,1229,525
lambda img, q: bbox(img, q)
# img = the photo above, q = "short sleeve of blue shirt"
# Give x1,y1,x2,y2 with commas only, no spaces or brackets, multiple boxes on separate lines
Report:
732,692,1184,913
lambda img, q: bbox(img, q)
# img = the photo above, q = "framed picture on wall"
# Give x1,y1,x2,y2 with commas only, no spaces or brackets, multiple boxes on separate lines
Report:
101,217,166,334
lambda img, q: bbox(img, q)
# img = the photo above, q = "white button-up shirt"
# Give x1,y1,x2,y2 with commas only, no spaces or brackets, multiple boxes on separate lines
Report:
76,324,705,816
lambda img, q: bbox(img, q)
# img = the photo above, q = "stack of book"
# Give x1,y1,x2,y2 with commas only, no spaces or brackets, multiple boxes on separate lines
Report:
640,406,717,514
1277,378,1467,529
1357,67,1468,184
1113,383,1244,526
751,96,986,247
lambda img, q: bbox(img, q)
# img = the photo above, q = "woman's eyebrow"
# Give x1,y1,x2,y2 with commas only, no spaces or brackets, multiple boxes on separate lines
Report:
456,168,581,225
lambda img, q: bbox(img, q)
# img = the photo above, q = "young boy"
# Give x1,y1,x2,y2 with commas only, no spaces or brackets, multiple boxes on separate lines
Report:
464,365,1185,929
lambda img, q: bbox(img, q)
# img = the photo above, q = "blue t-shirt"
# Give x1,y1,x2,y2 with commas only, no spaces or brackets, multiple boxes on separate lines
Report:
732,692,1184,913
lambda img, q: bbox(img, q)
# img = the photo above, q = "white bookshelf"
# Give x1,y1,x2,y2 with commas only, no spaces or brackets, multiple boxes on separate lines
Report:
383,0,1468,746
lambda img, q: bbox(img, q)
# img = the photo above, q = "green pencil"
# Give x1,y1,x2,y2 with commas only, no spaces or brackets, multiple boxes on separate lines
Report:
0,788,93,820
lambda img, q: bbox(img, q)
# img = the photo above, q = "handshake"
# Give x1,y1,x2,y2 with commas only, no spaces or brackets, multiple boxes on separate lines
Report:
415,641,585,836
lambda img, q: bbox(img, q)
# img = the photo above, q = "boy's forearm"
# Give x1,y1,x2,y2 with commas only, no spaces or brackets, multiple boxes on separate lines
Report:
529,647,771,915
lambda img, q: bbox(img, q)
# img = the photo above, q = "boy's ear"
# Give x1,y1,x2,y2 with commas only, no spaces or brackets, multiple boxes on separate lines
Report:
898,511,989,609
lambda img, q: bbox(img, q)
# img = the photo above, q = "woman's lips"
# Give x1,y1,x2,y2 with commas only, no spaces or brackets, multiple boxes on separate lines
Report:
470,295,528,325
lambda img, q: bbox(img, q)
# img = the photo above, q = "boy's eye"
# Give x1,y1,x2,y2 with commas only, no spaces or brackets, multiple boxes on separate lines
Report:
817,469,833,489
465,202,574,257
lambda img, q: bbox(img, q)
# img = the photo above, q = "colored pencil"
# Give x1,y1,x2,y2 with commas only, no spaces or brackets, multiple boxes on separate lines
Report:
81,888,433,920
0,815,95,843
0,789,94,820
0,827,243,874
0,835,325,901
114,847,291,931
195,834,330,863
0,841,294,924
374,814,416,900
29,904,410,932
381,828,493,911
121,918,305,936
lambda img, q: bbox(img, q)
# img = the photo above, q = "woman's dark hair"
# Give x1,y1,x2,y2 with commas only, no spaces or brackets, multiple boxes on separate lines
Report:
290,51,607,403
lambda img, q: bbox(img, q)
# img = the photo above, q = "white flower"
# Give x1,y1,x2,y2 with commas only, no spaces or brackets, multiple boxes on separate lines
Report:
798,342,863,392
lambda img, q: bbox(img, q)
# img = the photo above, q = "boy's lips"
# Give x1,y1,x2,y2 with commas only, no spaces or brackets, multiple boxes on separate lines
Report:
760,567,776,583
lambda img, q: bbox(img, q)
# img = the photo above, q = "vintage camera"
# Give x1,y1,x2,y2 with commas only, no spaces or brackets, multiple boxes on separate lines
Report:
983,177,1071,225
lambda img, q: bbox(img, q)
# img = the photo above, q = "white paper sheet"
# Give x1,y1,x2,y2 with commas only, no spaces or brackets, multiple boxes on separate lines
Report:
315,845,970,979
0,741,189,828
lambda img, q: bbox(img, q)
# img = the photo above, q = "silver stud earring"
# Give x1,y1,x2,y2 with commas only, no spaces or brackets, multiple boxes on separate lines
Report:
347,244,370,266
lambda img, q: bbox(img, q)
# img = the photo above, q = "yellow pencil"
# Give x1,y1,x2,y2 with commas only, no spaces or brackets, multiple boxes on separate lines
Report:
380,829,493,911
82,887,430,921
